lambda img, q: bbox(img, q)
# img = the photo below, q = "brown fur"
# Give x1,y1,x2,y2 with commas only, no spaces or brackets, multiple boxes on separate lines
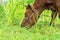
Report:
21,0,60,28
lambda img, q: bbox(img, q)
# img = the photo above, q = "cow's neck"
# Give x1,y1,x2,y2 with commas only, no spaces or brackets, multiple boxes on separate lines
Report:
33,0,42,10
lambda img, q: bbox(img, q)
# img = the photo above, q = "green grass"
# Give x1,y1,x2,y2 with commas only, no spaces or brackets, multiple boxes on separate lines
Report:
0,0,60,40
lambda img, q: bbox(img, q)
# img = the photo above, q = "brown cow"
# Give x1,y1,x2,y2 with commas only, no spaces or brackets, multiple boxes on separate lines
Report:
21,0,59,28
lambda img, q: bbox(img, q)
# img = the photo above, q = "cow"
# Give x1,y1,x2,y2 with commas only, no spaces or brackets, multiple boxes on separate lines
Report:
21,0,60,28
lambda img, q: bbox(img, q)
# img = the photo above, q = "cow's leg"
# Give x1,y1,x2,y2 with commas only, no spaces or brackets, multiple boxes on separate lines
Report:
57,9,60,19
50,10,57,26
54,0,60,19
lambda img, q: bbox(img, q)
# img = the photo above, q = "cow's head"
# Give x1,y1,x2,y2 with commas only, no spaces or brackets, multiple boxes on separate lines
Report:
21,4,38,28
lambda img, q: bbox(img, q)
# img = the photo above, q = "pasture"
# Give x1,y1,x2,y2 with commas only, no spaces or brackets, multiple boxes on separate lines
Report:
0,0,60,40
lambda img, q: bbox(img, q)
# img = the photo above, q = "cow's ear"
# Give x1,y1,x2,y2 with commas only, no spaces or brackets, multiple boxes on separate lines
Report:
25,4,31,9
28,4,31,9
